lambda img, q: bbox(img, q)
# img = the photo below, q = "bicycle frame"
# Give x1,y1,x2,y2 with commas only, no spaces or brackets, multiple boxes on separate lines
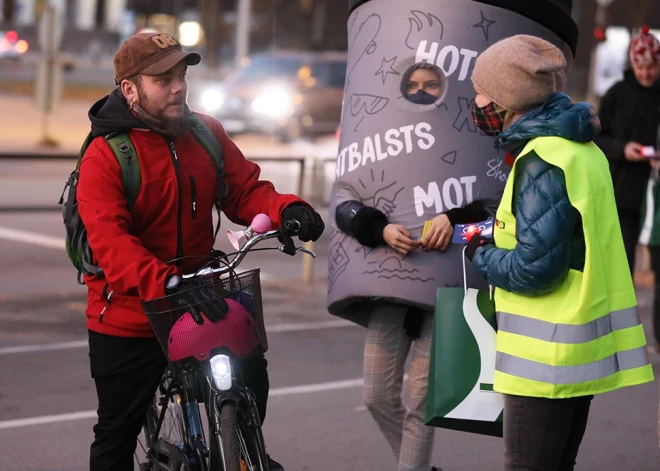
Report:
143,369,207,471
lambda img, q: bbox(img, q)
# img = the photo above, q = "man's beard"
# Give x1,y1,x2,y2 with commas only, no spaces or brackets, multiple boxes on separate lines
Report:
133,86,188,138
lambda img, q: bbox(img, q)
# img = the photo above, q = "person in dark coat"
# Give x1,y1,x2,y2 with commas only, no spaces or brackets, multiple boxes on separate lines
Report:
595,26,660,272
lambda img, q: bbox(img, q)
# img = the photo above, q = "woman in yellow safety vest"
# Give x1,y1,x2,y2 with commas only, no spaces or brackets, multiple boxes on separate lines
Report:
464,35,654,470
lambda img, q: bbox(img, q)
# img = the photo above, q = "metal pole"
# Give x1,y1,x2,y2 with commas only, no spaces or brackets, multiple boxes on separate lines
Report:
235,0,251,67
300,157,322,285
39,4,55,147
296,158,315,284
2,0,15,24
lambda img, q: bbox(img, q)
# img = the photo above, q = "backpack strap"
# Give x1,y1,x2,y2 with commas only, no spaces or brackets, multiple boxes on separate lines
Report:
188,113,228,239
77,132,94,170
105,132,141,212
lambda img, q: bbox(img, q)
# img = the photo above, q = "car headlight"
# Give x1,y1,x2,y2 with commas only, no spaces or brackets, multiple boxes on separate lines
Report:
251,87,294,118
200,89,225,113
210,354,233,391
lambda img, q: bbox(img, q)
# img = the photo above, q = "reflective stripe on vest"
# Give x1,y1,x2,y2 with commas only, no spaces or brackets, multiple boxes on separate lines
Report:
496,347,649,385
497,307,640,344
492,136,654,398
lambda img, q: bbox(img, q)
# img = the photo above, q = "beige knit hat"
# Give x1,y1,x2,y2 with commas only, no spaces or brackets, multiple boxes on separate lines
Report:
471,35,567,113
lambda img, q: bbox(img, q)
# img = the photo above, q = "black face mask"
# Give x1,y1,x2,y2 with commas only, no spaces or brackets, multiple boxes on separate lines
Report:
406,89,437,105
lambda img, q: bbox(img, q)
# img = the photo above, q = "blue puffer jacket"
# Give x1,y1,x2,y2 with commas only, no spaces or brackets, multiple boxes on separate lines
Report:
472,93,601,296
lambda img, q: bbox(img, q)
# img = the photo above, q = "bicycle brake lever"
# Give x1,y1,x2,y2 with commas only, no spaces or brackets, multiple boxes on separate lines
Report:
277,233,297,256
296,247,317,258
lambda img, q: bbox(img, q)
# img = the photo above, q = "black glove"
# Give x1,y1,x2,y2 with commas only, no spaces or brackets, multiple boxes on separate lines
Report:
465,234,494,262
281,204,325,242
164,275,228,323
444,199,492,226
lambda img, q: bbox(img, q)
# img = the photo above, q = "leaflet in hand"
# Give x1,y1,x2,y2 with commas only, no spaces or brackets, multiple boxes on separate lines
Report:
452,218,494,244
642,146,657,159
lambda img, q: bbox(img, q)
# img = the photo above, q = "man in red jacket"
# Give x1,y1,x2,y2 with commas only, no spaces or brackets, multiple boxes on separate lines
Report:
77,32,324,471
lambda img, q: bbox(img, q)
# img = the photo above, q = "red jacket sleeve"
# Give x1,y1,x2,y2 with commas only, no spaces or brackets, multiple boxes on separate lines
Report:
77,141,179,300
199,114,307,228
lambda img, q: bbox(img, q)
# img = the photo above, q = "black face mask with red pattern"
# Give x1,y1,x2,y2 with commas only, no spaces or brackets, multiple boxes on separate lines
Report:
470,101,507,136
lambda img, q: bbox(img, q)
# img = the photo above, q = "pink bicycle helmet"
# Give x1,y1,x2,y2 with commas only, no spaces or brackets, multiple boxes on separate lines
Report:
167,297,259,362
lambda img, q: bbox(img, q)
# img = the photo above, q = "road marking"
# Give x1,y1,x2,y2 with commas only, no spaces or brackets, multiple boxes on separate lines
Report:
269,378,363,397
268,319,352,333
0,377,364,430
0,410,98,430
0,226,64,249
0,340,88,355
0,320,355,356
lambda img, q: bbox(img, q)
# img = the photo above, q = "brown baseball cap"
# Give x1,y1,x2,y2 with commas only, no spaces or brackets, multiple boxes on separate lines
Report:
114,32,201,84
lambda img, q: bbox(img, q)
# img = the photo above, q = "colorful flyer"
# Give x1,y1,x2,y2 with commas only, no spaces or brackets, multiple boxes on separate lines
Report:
452,218,494,244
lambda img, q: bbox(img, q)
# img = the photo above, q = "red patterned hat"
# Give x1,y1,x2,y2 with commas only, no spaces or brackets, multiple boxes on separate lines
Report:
630,26,660,66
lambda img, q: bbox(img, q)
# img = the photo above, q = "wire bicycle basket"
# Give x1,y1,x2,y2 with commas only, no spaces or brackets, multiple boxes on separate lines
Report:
142,269,267,364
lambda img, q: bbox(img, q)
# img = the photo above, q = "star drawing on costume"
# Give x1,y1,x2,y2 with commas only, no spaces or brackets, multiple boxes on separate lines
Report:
375,56,400,85
473,11,496,41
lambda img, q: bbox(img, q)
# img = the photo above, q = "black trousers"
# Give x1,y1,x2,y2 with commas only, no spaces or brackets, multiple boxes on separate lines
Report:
617,209,660,344
88,330,270,471
504,394,593,471
649,246,660,345
618,209,641,274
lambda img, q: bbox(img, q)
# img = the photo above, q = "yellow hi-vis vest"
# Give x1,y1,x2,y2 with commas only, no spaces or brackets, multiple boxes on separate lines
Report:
493,136,654,399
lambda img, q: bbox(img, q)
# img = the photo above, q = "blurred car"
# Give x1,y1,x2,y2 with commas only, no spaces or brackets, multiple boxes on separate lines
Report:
0,30,29,59
196,50,347,142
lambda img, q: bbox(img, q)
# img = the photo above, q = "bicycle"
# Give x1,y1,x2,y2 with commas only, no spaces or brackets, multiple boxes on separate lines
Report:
135,214,315,471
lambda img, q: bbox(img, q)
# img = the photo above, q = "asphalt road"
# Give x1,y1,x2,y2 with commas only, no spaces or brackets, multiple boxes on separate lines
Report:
1,152,660,470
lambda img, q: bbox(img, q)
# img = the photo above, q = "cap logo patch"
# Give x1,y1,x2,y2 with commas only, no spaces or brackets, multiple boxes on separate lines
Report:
151,34,179,49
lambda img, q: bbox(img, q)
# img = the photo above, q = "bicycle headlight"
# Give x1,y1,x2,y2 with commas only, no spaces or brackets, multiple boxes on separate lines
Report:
210,354,233,390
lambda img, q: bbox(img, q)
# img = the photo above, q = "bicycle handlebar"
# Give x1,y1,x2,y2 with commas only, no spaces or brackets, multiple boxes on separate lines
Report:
181,217,315,280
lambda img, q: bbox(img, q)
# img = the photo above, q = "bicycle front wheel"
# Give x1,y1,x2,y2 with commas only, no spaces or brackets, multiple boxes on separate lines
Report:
213,400,268,471
216,402,241,471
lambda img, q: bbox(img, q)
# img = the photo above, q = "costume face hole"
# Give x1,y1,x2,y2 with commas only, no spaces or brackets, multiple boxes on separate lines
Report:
401,62,444,105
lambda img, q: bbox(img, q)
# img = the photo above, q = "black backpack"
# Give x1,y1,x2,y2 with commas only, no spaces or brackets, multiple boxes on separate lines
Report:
59,113,227,284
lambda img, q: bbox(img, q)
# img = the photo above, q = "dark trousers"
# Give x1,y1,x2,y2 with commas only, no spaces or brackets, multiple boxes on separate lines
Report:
617,209,660,344
88,330,270,471
504,394,592,471
618,209,641,273
650,246,660,344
